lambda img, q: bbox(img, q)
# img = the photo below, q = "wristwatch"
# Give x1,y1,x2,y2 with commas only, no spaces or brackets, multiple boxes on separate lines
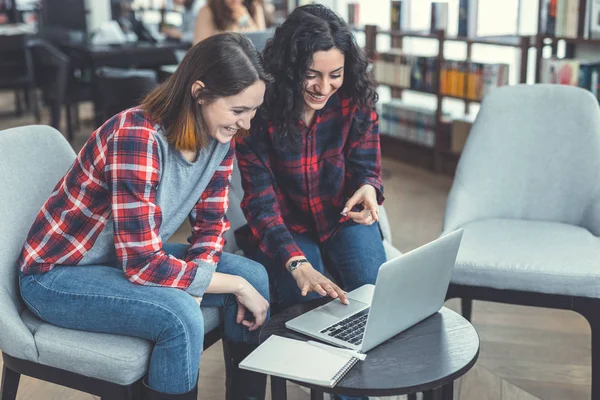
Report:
288,258,309,273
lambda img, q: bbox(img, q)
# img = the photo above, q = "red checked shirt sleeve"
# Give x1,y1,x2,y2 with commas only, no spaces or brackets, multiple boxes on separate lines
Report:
105,127,198,289
345,106,385,204
185,142,233,273
236,136,305,269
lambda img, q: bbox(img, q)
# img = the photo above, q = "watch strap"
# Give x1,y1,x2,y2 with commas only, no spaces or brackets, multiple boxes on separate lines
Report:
288,258,309,272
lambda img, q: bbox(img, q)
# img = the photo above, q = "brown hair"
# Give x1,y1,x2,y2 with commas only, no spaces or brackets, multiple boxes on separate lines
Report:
208,0,261,31
141,32,271,151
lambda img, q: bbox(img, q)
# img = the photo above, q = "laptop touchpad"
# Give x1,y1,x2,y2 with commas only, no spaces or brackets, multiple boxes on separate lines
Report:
318,299,369,319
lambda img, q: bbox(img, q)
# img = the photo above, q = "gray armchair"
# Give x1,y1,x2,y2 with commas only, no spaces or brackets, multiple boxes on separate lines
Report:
442,84,600,398
0,126,223,399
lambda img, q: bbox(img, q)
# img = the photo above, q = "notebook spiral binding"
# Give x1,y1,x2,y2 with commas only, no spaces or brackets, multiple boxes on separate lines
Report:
331,356,360,386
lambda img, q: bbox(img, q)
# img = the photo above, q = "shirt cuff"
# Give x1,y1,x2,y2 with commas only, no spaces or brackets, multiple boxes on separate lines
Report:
276,245,305,271
361,179,385,205
185,261,217,297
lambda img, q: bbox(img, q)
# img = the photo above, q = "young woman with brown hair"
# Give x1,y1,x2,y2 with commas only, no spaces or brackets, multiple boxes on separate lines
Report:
17,33,271,400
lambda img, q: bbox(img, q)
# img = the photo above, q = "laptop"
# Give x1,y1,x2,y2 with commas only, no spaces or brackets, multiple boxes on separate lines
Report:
285,229,463,353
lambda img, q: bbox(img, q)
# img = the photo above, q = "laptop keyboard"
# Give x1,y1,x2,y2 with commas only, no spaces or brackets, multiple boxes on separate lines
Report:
320,308,370,345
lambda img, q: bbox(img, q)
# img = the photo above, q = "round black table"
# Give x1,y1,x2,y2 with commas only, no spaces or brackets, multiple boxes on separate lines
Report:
259,298,480,399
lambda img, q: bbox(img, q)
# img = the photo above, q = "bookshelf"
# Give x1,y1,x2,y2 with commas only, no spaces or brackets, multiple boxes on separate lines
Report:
534,0,600,82
363,25,531,175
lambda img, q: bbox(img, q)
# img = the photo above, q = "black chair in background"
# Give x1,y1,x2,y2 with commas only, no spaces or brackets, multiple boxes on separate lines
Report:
0,33,40,121
28,38,68,133
28,38,93,143
95,67,158,122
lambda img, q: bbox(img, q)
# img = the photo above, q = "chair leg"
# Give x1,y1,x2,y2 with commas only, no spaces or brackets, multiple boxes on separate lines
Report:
14,90,23,116
310,388,324,400
31,89,41,123
441,382,454,400
423,387,442,400
1,365,21,400
461,298,473,322
66,103,75,143
50,102,61,130
73,104,81,130
23,88,31,110
100,382,135,400
576,299,600,400
588,313,600,400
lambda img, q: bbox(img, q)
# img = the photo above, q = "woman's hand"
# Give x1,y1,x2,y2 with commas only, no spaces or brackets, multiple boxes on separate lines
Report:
234,279,270,331
342,184,379,225
231,4,250,21
290,262,349,305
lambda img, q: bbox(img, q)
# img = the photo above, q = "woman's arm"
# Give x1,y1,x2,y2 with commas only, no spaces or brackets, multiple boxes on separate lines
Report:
235,135,304,269
345,106,385,204
194,5,217,44
183,143,234,296
253,2,266,30
105,126,199,290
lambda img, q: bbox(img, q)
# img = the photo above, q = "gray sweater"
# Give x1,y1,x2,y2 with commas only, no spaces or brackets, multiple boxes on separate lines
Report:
79,124,230,296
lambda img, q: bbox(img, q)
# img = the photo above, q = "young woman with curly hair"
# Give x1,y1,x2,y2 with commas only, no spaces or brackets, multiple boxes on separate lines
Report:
236,4,386,357
193,0,266,43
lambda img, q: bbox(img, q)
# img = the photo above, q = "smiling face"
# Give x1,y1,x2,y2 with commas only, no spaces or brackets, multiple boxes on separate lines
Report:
303,48,345,122
198,80,266,144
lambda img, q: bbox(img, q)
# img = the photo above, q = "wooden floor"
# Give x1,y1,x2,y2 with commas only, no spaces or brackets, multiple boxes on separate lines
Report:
0,97,591,399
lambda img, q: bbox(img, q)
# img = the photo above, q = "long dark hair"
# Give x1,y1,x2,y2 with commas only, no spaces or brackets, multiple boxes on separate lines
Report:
141,32,271,151
260,4,378,150
208,0,260,31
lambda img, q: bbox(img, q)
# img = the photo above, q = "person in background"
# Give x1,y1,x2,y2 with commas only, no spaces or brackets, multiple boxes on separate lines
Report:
193,0,266,43
235,4,385,396
163,0,205,42
17,33,271,400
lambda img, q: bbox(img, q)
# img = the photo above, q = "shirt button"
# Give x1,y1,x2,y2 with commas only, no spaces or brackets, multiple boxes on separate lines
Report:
308,136,312,140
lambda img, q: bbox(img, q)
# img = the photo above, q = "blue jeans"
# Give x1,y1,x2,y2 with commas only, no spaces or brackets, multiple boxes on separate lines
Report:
19,243,270,395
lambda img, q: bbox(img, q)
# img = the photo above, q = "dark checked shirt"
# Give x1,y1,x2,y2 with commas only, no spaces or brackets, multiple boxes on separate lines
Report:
17,108,233,296
236,94,384,269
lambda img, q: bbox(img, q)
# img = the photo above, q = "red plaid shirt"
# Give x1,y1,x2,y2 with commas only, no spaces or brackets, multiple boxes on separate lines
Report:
18,108,232,290
236,94,384,269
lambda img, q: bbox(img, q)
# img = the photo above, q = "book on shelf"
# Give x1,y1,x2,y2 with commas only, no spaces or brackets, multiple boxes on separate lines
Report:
458,0,478,37
390,0,407,31
374,51,509,101
431,2,449,33
380,100,445,148
373,51,437,93
441,61,509,100
347,3,359,26
541,58,580,85
579,60,600,98
540,0,557,35
590,0,600,39
541,58,600,101
539,0,599,38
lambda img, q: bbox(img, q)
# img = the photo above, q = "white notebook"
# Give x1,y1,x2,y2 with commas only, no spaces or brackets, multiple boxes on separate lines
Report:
239,335,361,388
